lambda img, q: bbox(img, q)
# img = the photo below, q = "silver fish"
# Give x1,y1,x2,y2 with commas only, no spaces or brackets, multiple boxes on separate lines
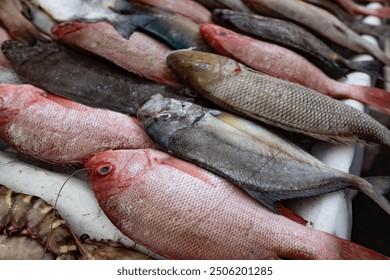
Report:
138,95,390,215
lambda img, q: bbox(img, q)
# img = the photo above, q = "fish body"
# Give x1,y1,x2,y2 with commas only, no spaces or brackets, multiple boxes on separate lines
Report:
52,21,180,88
85,148,389,260
195,0,253,12
0,66,22,84
211,9,385,80
200,24,390,115
0,235,54,260
1,39,184,114
166,50,390,147
138,95,390,214
0,84,154,164
334,0,390,18
302,0,390,38
243,0,390,66
130,0,212,23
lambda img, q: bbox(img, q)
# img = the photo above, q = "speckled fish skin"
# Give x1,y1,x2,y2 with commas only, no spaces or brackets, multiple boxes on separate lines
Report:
166,50,390,147
85,149,389,260
243,0,390,66
0,84,154,164
200,24,390,115
130,0,212,24
137,95,390,214
1,39,185,115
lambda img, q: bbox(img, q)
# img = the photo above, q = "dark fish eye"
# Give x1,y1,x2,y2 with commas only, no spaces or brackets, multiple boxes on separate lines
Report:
156,112,171,121
194,63,211,70
96,164,113,176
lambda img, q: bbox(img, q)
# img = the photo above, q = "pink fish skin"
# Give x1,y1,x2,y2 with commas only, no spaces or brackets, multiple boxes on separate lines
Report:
335,0,390,18
200,23,390,116
131,0,212,24
0,84,154,164
85,149,389,260
52,21,180,88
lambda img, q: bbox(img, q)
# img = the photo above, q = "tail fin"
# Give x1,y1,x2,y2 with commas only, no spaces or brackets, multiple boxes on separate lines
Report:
340,59,387,82
357,176,390,215
110,14,155,39
335,235,389,259
348,85,390,116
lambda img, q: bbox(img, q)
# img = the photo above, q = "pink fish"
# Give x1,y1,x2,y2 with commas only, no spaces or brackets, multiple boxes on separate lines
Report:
0,84,154,164
131,0,212,24
85,149,389,260
334,0,390,18
52,21,180,88
200,23,390,115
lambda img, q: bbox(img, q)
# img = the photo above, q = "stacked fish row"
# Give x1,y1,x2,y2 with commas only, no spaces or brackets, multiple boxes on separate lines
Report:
0,0,389,259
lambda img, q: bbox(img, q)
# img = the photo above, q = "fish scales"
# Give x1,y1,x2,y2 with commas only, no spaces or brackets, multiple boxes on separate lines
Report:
166,51,390,146
138,96,390,213
85,149,389,259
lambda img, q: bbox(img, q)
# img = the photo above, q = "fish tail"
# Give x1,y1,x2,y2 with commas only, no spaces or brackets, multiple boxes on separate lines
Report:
357,176,390,215
111,14,154,39
340,59,386,82
335,235,389,259
347,84,390,115
355,6,390,18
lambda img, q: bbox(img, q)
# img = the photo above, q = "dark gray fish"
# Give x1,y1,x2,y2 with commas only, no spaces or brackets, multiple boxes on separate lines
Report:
166,50,390,147
212,9,384,80
137,94,390,214
1,39,188,115
302,0,390,39
194,0,253,13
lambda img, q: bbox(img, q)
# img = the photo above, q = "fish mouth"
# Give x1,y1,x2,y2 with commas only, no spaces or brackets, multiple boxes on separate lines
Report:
137,94,169,127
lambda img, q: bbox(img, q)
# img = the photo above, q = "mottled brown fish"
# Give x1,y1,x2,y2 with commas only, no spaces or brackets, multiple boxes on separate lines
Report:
166,50,390,146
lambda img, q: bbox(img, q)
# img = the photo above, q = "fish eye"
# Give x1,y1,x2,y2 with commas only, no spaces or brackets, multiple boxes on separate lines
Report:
96,164,113,176
156,112,171,121
194,62,211,70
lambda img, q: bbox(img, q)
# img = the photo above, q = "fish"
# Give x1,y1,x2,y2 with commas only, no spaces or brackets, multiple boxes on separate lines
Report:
1,39,187,115
0,0,44,43
0,27,11,68
52,21,180,88
130,0,212,24
334,0,390,18
211,9,385,81
85,148,390,259
194,0,254,13
199,24,390,115
137,94,390,215
302,0,390,39
24,0,148,39
166,50,390,146
0,184,79,259
0,84,154,164
243,0,390,66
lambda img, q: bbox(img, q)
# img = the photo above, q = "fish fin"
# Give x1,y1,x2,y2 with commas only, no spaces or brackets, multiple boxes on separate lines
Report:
356,177,390,215
340,59,387,82
106,0,135,14
349,85,390,116
276,203,308,226
334,235,389,259
244,189,278,213
110,15,155,39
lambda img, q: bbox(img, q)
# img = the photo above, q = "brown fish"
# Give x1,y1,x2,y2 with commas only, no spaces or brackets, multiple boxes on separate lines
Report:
166,50,390,146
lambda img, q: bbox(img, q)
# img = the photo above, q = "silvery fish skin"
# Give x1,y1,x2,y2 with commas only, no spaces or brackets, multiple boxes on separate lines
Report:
138,95,390,214
166,50,390,147
1,39,185,115
195,0,253,12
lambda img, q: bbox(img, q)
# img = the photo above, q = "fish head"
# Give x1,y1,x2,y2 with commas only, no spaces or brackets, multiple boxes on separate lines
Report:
167,50,242,94
137,94,205,148
85,149,161,203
